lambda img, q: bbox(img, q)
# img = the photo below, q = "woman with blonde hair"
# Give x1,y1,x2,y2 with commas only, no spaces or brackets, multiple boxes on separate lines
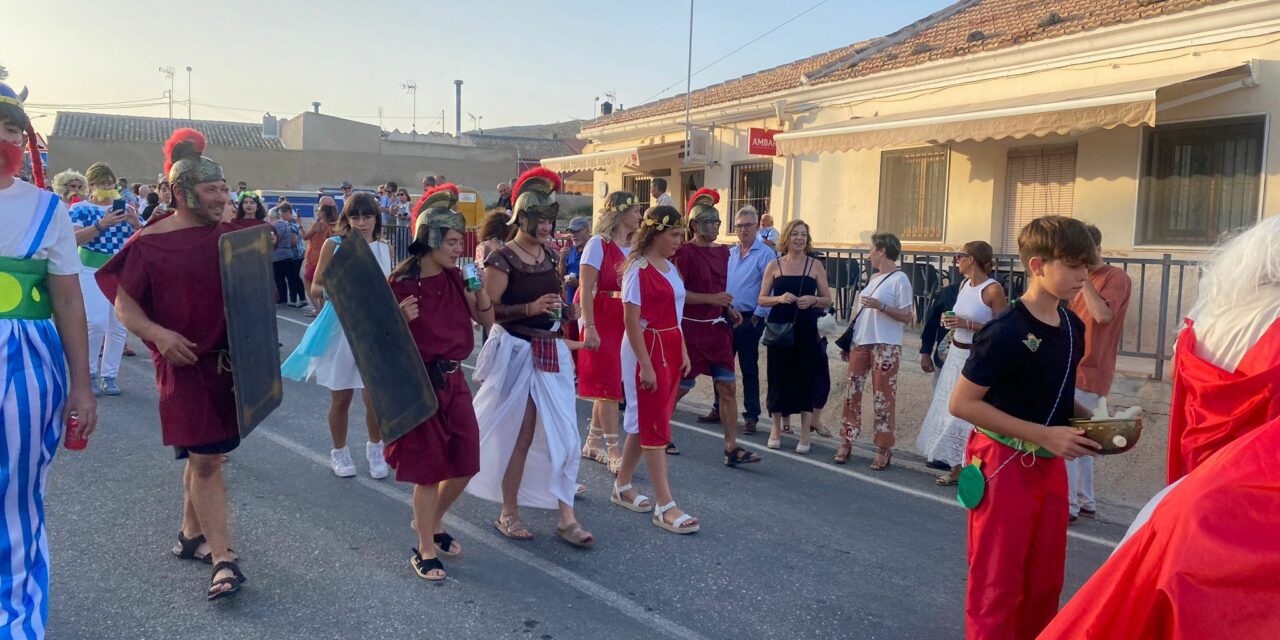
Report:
758,219,832,453
612,205,698,533
577,191,642,474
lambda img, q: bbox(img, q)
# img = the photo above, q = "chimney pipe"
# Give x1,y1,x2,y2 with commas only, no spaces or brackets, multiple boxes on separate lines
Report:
453,80,463,136
312,101,321,114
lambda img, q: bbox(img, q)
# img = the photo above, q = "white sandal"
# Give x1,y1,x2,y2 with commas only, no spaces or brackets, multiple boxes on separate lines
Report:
602,434,622,474
652,501,699,534
582,421,605,463
610,483,652,513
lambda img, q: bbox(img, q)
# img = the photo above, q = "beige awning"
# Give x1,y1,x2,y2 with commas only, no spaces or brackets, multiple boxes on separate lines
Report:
775,64,1256,156
541,147,640,174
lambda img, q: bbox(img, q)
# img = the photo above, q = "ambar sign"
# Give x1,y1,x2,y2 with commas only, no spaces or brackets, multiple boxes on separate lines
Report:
748,128,781,156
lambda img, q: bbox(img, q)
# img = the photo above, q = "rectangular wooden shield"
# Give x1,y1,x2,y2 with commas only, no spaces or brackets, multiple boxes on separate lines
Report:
325,232,437,443
218,226,284,438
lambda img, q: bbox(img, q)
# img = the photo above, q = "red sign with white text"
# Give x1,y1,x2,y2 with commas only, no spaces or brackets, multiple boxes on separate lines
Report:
748,128,781,156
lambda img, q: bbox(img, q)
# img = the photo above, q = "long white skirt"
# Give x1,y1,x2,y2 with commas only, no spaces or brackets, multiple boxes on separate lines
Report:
465,326,580,509
914,346,974,468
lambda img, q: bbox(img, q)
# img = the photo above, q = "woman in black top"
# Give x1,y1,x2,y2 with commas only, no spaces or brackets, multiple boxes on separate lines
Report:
758,219,832,454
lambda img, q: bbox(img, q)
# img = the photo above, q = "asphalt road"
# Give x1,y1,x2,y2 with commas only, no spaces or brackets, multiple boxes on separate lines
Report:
45,308,1127,640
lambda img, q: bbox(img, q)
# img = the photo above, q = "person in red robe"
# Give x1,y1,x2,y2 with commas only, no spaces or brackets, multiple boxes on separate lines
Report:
1037,415,1280,640
1165,216,1280,483
613,205,700,533
673,188,761,467
1038,215,1280,639
386,184,493,581
95,128,246,601
576,191,642,474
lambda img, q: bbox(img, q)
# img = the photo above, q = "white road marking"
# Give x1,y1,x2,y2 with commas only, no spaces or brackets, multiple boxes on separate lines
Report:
258,429,710,640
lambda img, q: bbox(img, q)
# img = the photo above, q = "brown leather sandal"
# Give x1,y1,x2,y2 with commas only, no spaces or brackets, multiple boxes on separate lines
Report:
557,522,595,548
833,444,852,465
494,514,533,540
870,449,893,471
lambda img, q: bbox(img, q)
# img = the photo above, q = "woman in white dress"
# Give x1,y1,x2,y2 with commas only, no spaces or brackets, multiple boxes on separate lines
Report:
914,241,1006,485
282,192,392,479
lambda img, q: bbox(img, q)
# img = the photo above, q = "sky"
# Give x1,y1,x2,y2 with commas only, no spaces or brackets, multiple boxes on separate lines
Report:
7,0,952,138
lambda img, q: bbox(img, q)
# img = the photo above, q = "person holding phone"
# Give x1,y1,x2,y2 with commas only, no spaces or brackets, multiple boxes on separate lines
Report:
69,162,141,396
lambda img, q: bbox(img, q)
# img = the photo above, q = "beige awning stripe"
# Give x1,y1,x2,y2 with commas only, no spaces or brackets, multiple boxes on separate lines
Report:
541,147,639,173
776,93,1156,156
775,65,1255,156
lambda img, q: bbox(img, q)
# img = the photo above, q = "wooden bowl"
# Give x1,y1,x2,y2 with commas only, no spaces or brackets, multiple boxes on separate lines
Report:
1068,418,1143,455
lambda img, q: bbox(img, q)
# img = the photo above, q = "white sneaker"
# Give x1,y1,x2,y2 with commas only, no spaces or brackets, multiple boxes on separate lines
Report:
367,441,390,479
330,447,357,478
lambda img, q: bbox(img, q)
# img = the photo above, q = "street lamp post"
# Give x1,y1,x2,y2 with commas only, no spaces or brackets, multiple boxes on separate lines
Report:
185,66,192,119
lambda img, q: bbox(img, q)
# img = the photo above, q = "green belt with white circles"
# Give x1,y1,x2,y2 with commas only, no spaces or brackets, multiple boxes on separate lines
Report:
0,257,52,320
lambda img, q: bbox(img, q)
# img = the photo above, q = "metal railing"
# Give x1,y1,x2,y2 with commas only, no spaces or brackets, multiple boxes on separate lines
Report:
815,247,1200,380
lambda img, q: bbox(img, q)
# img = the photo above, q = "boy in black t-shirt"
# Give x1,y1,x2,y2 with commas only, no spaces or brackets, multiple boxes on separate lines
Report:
949,216,1101,640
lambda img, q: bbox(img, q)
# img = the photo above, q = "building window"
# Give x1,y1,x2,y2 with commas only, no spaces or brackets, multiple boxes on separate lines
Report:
1137,116,1265,245
877,146,948,242
730,162,773,216
622,174,652,209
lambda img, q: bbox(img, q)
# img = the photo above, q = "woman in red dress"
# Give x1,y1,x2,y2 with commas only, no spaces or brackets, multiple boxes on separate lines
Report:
612,205,699,534
385,185,495,581
577,191,642,474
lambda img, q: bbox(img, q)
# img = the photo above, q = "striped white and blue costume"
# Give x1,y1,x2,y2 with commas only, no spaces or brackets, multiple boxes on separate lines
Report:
1,184,75,640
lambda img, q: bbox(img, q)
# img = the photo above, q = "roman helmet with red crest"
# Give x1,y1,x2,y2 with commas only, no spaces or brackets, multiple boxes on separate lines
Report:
412,183,466,250
686,187,721,239
163,128,224,211
508,167,561,232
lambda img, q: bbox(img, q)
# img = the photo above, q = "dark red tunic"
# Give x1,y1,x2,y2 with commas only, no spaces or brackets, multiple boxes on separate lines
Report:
95,218,238,448
578,238,626,400
385,267,481,485
673,242,734,378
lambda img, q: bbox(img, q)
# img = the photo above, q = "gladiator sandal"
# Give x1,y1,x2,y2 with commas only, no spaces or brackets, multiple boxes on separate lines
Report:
602,433,622,474
581,421,605,464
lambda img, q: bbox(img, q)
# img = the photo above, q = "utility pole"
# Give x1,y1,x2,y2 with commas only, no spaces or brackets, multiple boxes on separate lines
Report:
684,0,694,165
399,81,418,136
158,66,175,118
185,66,193,119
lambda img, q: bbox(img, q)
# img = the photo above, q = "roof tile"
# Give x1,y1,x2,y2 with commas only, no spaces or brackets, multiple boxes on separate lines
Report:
588,0,1237,130
51,111,286,150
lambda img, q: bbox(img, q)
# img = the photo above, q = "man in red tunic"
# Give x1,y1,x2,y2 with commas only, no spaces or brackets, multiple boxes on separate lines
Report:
96,128,246,601
673,188,761,467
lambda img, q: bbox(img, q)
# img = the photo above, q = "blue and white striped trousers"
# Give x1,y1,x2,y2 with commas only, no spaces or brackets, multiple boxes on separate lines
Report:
1,318,66,640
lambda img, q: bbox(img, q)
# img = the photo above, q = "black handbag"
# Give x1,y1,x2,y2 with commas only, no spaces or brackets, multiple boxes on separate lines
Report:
761,258,812,347
835,270,905,353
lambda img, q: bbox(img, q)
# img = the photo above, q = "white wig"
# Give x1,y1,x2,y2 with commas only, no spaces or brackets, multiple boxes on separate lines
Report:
1186,215,1280,371
1195,215,1280,311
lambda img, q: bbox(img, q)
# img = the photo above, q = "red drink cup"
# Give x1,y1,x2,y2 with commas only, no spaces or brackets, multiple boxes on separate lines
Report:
64,412,87,450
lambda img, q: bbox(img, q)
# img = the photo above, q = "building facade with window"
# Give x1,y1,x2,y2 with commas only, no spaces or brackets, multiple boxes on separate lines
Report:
555,0,1279,258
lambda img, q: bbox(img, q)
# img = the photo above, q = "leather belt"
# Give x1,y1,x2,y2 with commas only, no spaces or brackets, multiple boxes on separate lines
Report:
951,339,972,350
427,359,462,389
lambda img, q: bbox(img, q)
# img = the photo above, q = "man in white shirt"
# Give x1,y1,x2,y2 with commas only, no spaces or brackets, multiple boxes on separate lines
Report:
650,178,675,208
